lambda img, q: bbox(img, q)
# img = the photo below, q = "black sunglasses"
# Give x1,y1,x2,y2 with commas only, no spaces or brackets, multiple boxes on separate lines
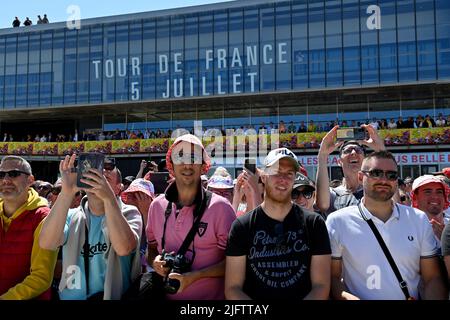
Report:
0,170,30,179
292,189,314,200
361,169,399,181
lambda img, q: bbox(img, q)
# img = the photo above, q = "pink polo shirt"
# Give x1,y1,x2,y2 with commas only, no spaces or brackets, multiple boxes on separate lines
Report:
146,191,236,300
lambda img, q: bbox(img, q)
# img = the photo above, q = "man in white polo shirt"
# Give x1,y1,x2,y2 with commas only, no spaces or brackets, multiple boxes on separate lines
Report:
326,150,447,300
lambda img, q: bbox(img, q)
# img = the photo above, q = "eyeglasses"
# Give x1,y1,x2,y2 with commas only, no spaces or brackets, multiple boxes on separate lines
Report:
0,170,30,179
172,152,203,165
291,189,314,200
361,169,399,181
103,163,116,171
342,146,364,155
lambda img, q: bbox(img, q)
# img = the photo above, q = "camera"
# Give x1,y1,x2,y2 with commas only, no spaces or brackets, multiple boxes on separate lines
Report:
162,251,192,294
336,127,366,141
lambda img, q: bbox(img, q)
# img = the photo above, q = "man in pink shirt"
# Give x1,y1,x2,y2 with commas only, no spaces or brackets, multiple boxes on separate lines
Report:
146,134,236,300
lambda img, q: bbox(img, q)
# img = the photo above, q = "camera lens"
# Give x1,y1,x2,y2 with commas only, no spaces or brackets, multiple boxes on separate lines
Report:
165,278,181,294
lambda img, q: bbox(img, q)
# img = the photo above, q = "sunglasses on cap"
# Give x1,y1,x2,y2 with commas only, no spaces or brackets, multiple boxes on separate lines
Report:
0,170,30,179
341,146,364,155
291,189,314,200
361,169,399,181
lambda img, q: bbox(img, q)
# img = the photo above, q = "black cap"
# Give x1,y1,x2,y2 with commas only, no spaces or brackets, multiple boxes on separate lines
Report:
293,173,316,191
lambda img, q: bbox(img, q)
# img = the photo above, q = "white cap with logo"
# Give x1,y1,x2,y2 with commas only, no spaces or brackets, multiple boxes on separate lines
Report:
263,148,299,171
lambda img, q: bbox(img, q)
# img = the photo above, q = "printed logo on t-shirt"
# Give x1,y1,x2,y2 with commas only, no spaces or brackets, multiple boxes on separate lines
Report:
81,241,109,258
197,222,208,237
248,229,309,289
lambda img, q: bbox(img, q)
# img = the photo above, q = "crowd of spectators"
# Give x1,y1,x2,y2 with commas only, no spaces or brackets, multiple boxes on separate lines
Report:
1,113,449,145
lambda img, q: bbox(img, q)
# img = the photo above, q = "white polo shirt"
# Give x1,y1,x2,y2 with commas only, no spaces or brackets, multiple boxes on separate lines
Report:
326,201,439,300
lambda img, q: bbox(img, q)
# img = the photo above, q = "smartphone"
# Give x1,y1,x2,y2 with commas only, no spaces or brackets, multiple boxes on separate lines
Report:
76,153,105,188
244,158,256,174
336,127,366,141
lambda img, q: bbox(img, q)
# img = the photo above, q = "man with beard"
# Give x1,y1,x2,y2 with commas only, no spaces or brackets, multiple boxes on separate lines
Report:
147,134,236,300
225,148,331,300
326,151,447,300
316,125,385,217
411,175,450,243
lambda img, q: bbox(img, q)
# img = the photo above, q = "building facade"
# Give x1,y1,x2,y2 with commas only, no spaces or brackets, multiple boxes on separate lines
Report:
0,0,449,179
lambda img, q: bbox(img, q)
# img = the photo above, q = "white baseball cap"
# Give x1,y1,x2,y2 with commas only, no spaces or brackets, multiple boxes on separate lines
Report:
263,148,299,171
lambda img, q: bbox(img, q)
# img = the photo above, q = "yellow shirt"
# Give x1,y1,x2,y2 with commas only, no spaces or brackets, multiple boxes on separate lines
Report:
0,189,58,300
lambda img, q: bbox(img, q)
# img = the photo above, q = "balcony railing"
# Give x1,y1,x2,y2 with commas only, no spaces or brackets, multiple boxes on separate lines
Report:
2,127,449,156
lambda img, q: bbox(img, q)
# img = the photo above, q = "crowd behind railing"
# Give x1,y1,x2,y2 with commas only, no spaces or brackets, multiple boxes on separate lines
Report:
0,124,449,301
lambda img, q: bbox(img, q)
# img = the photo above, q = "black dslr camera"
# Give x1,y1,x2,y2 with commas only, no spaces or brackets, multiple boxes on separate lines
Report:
162,251,192,294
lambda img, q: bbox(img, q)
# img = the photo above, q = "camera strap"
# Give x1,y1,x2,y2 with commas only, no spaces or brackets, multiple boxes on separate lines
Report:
161,189,212,256
83,222,90,296
357,203,413,300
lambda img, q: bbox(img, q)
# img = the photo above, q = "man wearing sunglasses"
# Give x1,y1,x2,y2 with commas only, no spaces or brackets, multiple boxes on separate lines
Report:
316,125,385,217
0,156,58,300
292,173,317,213
326,151,447,300
39,154,142,300
147,134,236,300
225,148,331,300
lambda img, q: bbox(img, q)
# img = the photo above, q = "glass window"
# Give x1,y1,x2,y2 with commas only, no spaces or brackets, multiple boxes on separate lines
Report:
90,25,103,103
397,0,417,81
214,12,229,95
156,18,170,99
228,10,244,96
40,32,53,106
77,28,89,104
325,0,343,87
103,24,116,102
243,9,259,93
185,15,199,98
28,34,40,107
308,0,325,88
16,35,28,108
4,36,17,109
171,16,184,98
360,0,379,84
275,3,292,91
199,14,214,97
260,6,275,92
436,0,450,79
52,31,64,105
142,19,156,100
292,1,308,89
0,37,5,108
64,29,77,104
115,23,129,101
129,21,142,102
343,0,361,86
379,0,398,83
